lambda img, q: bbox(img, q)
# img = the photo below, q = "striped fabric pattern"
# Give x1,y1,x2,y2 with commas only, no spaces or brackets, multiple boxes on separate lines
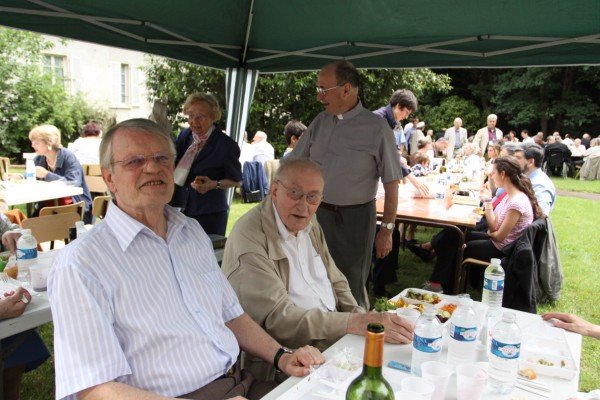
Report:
48,202,243,399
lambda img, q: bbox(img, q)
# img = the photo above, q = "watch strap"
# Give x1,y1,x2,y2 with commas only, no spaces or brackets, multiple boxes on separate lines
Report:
273,347,293,372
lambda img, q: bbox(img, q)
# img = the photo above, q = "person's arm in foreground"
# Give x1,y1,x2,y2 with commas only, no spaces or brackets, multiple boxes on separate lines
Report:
374,180,399,259
487,209,520,242
542,312,600,339
80,382,247,400
226,313,324,376
0,287,31,319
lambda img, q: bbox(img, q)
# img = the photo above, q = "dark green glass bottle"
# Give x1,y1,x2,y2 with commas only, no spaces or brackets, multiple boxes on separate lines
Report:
346,323,394,400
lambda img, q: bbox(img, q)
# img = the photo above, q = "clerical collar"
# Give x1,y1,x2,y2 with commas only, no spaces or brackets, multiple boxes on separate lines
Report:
335,100,363,120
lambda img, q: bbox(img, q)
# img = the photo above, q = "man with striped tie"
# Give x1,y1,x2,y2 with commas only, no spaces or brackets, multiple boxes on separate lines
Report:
47,119,324,400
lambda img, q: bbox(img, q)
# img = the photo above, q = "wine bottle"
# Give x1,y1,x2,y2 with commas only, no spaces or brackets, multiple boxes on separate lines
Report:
346,323,394,400
439,159,447,174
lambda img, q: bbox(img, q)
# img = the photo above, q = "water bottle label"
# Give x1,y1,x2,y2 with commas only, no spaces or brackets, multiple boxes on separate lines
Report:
449,323,478,342
413,334,442,353
490,339,520,359
483,277,504,291
17,247,38,260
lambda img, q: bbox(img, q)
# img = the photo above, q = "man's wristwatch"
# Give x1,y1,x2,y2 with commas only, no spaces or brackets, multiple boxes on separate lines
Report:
381,221,395,231
215,180,221,189
273,347,293,372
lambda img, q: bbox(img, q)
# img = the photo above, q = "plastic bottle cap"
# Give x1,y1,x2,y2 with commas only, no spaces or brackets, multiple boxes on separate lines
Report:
21,229,31,236
502,311,516,323
491,258,501,265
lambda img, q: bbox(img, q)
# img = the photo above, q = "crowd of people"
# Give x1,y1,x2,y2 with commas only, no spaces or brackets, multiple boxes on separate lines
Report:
1,59,598,400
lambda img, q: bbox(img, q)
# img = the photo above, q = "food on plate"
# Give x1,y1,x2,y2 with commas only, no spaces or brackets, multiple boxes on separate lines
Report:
374,297,397,312
537,358,554,366
4,264,18,279
474,207,484,215
436,303,457,323
518,368,537,380
405,289,442,304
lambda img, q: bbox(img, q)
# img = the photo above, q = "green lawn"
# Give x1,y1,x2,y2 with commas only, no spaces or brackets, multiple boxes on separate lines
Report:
21,190,600,397
551,177,600,194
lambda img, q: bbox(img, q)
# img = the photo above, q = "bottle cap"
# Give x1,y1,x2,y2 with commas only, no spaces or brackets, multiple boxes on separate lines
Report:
491,258,501,265
21,229,31,236
502,311,516,323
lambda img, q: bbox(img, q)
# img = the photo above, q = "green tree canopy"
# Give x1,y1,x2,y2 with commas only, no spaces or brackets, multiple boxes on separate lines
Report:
144,57,452,156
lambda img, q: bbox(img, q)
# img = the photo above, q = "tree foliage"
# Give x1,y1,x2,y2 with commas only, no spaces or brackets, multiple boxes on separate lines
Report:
421,96,483,134
0,27,112,161
144,57,452,156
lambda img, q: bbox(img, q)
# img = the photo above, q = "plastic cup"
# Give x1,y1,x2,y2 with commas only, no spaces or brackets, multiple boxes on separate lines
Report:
401,376,435,400
456,363,487,400
421,361,452,400
29,263,49,292
397,307,420,325
394,390,423,400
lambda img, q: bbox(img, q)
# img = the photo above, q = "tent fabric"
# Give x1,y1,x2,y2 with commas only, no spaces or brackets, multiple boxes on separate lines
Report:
0,0,598,72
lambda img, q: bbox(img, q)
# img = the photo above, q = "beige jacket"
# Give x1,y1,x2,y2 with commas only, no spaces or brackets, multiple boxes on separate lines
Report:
222,197,364,379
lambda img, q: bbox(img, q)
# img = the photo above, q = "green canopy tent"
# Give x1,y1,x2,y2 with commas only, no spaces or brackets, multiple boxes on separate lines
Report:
1,0,599,140
1,1,599,200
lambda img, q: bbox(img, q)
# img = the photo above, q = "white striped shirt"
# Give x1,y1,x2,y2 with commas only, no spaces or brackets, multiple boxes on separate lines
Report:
48,202,243,400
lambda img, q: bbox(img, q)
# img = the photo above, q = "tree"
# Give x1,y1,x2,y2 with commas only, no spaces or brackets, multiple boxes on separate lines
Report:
144,57,452,156
421,96,483,134
0,27,113,161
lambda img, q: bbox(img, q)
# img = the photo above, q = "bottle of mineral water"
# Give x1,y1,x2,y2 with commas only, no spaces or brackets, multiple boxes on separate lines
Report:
447,298,478,369
25,157,36,183
482,258,504,309
411,306,443,376
488,312,521,394
16,229,38,284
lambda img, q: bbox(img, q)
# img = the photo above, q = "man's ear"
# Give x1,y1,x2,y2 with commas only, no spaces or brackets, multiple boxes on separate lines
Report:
102,167,117,194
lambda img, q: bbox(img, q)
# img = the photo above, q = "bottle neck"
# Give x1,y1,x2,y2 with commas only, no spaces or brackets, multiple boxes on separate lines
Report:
362,330,385,377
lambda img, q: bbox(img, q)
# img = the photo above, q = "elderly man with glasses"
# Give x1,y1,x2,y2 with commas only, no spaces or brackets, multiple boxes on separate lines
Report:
222,159,413,381
289,60,402,308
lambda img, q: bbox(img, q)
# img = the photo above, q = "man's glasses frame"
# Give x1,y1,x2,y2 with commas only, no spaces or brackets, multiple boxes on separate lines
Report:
316,84,343,95
276,180,323,205
112,153,174,170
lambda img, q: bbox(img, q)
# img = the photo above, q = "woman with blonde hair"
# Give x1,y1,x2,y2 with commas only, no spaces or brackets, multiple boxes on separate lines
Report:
171,93,242,235
29,124,92,221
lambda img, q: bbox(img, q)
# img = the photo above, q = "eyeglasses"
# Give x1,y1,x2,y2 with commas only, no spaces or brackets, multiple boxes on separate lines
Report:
112,153,174,170
276,180,323,205
316,84,343,95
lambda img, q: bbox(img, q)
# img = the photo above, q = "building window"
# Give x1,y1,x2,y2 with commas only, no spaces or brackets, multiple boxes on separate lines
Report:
43,55,67,85
120,64,130,104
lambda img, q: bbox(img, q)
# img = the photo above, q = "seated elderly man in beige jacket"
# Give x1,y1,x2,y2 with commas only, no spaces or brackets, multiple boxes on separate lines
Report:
222,159,413,381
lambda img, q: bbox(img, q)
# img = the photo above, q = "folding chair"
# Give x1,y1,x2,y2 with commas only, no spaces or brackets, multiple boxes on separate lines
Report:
92,195,112,221
22,212,81,250
39,201,85,221
0,157,10,181
83,164,108,195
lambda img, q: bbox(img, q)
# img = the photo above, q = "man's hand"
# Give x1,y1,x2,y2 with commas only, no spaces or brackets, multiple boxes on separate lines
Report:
190,176,215,194
279,345,325,377
0,287,31,319
348,312,414,344
2,230,22,253
374,228,392,259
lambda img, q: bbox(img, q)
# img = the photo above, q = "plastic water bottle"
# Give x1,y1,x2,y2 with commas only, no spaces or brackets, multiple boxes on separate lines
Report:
16,228,38,284
25,157,36,183
488,312,521,394
75,221,88,239
483,308,502,350
411,306,443,376
482,258,505,309
446,298,478,369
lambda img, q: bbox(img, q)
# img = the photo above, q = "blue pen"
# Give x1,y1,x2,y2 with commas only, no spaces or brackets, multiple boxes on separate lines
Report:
387,360,411,373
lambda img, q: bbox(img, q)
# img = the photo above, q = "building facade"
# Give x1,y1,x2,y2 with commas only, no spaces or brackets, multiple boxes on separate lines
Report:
42,35,153,122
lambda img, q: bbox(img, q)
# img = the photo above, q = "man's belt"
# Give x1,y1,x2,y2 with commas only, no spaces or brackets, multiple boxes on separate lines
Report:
319,200,373,212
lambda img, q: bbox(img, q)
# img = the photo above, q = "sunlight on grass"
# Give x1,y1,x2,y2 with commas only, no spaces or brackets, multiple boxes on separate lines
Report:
551,177,600,194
